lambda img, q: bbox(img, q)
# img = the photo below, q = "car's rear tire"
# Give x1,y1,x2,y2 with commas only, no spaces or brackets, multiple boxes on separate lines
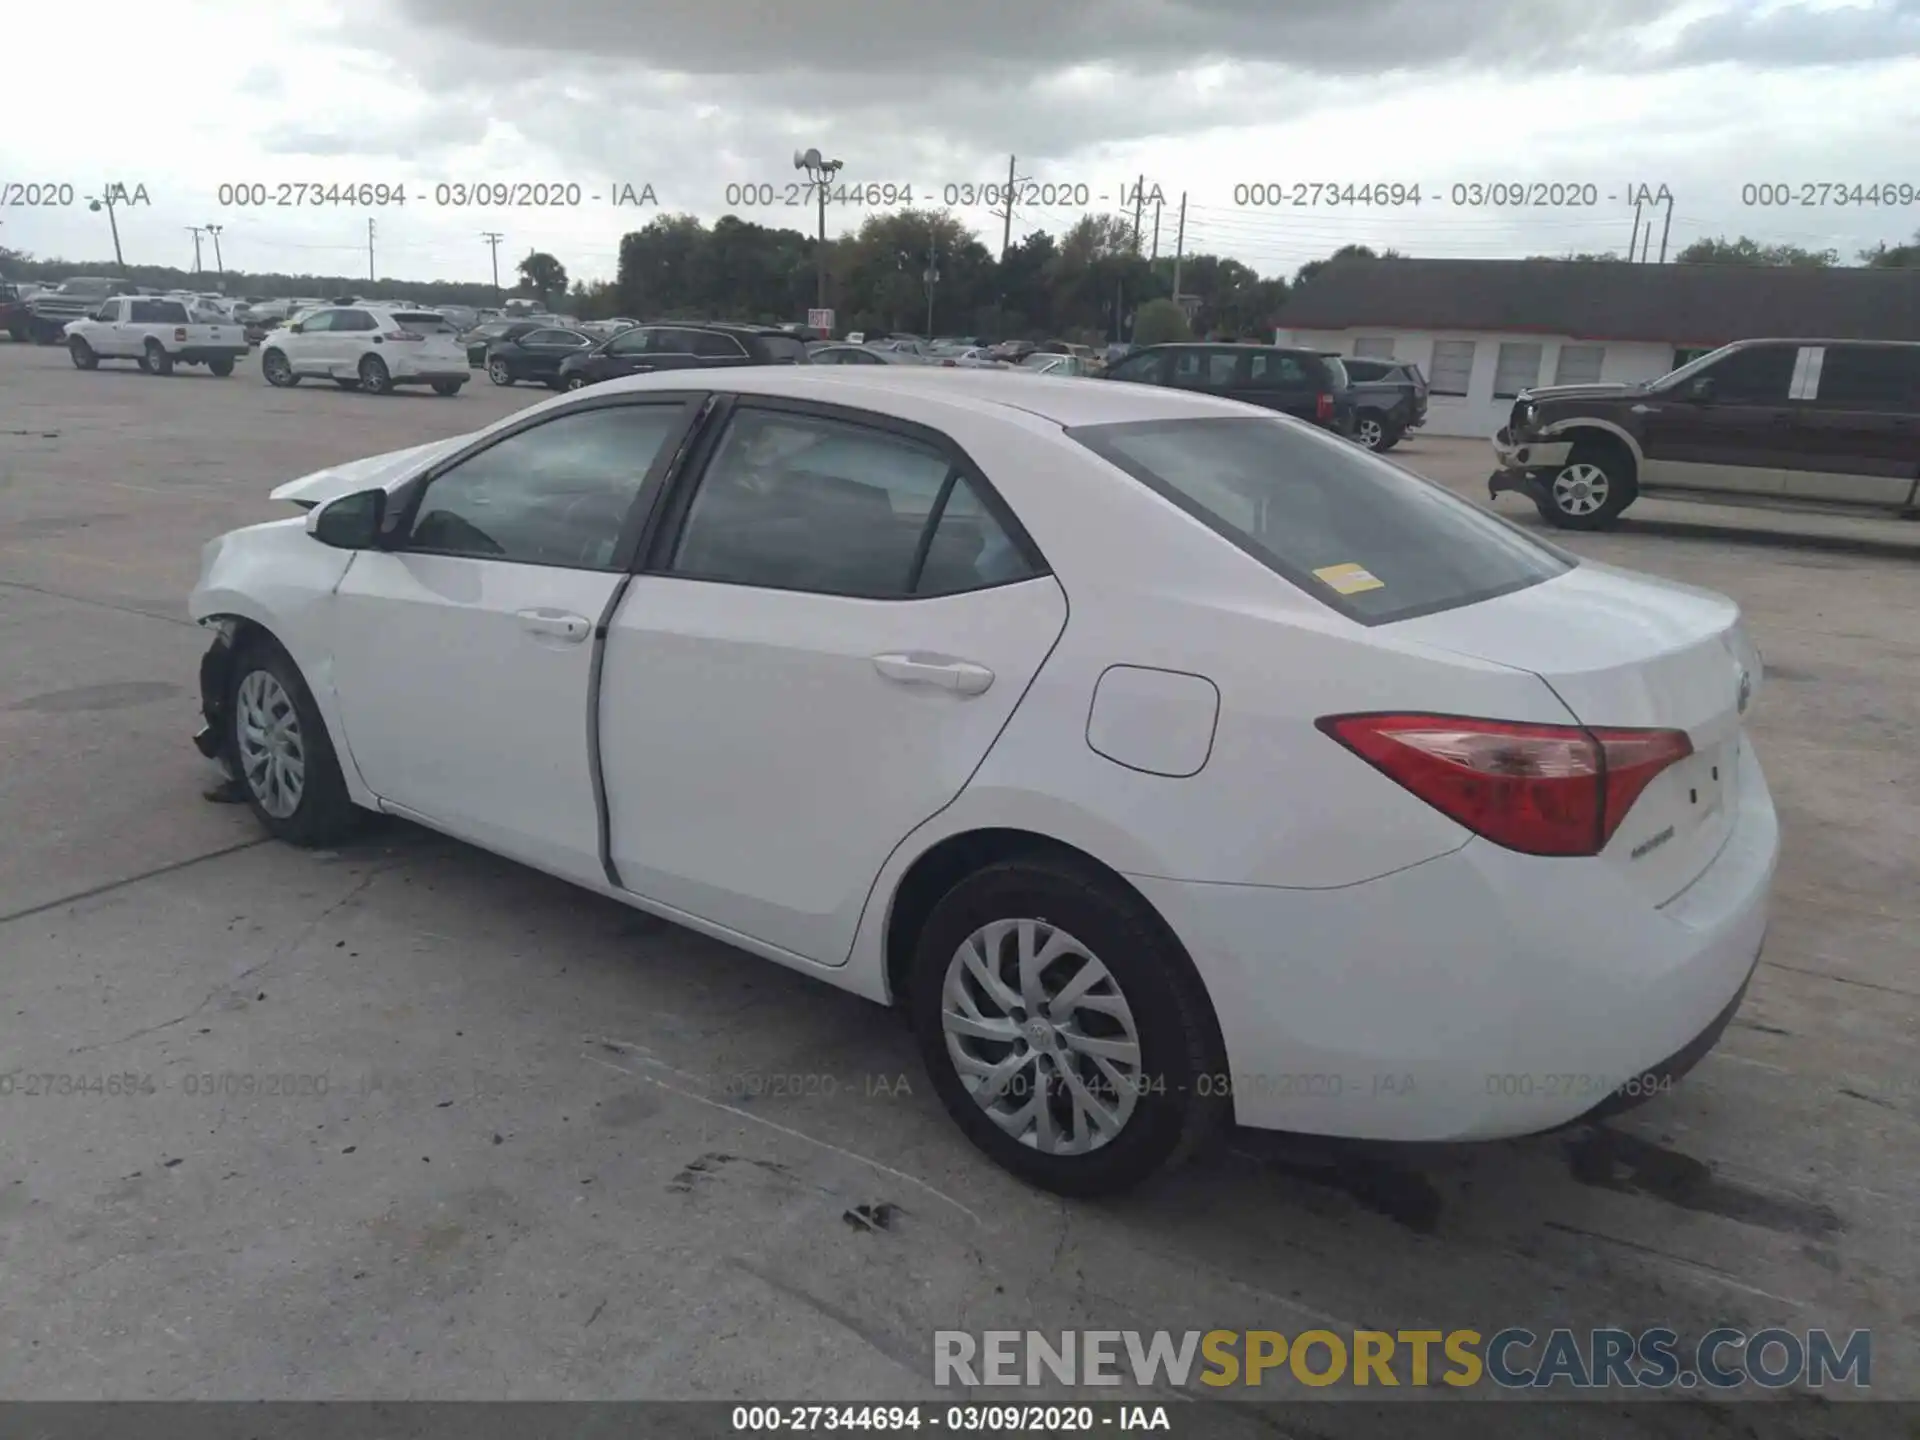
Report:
359,354,392,395
208,358,235,377
68,337,99,370
487,358,514,386
432,379,464,396
226,639,362,848
262,349,299,387
142,339,174,376
1354,411,1391,450
1374,425,1404,453
565,375,590,390
907,854,1227,1197
1536,440,1638,530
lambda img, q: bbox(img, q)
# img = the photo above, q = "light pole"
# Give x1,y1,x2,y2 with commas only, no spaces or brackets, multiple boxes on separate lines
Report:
206,223,224,277
87,184,129,272
793,147,843,312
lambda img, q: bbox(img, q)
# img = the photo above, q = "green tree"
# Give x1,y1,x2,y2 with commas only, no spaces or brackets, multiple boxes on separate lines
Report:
1293,244,1399,288
517,250,569,306
1858,229,1920,267
1131,297,1192,346
1673,236,1837,267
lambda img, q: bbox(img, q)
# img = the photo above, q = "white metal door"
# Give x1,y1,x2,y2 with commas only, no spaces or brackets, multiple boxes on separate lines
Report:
330,551,619,883
599,575,1068,962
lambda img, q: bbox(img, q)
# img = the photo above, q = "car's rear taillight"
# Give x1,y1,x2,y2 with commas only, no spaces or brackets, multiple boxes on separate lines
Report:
384,330,425,341
1315,392,1334,423
1316,713,1693,857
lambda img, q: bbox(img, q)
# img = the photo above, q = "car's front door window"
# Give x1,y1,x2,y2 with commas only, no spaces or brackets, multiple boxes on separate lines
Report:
404,404,690,569
1697,345,1795,404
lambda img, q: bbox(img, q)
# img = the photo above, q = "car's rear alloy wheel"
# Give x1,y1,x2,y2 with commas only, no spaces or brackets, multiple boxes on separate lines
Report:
910,855,1226,1196
262,350,298,387
566,375,589,390
68,338,98,370
359,355,392,395
1355,413,1387,449
488,359,513,386
226,642,361,846
141,339,174,376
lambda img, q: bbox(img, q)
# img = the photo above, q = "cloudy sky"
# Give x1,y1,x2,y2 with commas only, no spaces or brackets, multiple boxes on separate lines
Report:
4,0,1917,288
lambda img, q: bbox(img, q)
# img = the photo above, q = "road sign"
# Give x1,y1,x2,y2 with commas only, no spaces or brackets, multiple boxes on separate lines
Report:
807,307,834,336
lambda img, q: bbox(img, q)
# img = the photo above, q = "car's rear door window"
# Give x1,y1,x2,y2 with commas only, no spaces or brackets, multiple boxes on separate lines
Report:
1069,416,1571,624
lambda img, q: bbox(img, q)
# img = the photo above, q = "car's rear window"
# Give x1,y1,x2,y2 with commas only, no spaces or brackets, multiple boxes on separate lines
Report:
393,311,454,332
131,300,191,323
1068,417,1570,625
755,334,809,364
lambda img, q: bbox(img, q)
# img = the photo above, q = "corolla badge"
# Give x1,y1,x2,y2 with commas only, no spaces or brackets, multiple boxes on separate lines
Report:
1737,668,1752,714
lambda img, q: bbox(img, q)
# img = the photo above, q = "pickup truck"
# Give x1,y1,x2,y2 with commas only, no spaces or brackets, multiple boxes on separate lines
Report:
25,276,128,343
65,296,249,376
1324,355,1428,452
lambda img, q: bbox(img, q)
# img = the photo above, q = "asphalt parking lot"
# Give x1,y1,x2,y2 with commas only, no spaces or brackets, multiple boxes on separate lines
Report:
1,341,1915,1425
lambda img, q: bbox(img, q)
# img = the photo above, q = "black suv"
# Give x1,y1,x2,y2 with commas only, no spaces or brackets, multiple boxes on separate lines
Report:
1329,356,1428,451
1103,344,1356,437
1492,338,1920,529
557,322,809,388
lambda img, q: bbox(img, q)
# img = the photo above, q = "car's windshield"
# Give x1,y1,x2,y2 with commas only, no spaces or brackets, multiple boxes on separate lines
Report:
1648,342,1741,391
1069,416,1570,625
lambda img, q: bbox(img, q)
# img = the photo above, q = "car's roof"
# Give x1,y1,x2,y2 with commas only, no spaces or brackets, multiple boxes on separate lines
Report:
585,364,1254,427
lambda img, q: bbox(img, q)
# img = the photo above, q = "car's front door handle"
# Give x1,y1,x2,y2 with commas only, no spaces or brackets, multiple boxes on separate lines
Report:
871,652,995,696
517,609,591,643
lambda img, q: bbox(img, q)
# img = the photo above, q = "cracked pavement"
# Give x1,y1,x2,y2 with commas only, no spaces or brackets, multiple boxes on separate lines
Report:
0,344,1915,1429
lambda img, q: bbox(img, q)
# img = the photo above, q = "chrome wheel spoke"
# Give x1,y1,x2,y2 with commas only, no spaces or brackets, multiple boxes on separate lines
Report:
1061,1029,1139,1067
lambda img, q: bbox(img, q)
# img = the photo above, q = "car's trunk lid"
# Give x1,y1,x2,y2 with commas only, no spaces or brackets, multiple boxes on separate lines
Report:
1390,563,1760,905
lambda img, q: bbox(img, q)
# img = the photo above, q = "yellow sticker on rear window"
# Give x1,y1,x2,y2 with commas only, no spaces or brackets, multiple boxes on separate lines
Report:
1313,562,1386,595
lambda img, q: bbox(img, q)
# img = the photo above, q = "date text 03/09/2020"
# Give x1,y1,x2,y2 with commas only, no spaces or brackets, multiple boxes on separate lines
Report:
210,181,658,208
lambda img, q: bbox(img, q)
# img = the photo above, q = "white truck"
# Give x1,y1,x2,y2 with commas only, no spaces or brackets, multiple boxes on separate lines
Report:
64,296,249,376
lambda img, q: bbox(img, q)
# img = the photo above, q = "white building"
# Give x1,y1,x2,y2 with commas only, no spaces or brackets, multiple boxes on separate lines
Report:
1275,258,1920,439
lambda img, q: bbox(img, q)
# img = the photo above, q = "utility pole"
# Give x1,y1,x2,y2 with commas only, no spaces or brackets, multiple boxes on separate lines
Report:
924,230,939,337
206,223,224,276
1131,173,1146,254
367,218,376,283
88,184,128,272
187,226,205,273
1172,191,1187,301
1151,199,1162,263
1657,192,1675,263
989,153,1030,263
482,231,504,294
1628,199,1643,263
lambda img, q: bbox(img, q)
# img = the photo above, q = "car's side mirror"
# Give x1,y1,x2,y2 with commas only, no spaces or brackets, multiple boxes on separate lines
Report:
307,488,386,549
1686,376,1716,403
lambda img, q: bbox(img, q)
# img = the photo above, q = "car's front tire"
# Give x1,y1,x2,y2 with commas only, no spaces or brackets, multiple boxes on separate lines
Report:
226,639,362,847
908,855,1227,1197
261,349,299,387
358,354,393,395
1354,411,1391,450
1536,440,1638,530
68,337,99,370
487,358,514,386
565,374,590,390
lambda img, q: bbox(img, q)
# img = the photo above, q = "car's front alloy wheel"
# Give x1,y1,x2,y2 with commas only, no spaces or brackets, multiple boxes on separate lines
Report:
262,350,298,387
566,374,589,390
910,855,1226,1196
488,358,513,386
225,642,361,847
1355,413,1387,449
1536,442,1637,530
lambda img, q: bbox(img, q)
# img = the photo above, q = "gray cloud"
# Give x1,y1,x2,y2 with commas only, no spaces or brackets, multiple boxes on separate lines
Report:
261,101,493,158
384,0,1691,78
1661,0,1920,67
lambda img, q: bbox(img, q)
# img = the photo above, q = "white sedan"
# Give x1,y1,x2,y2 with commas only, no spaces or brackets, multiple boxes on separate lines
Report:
189,367,1776,1196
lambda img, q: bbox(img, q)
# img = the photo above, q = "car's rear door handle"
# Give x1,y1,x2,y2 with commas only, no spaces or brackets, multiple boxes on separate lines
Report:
517,609,591,643
871,652,995,696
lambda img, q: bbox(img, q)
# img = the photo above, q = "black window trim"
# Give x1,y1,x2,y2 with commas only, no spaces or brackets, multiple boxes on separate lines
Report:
637,392,1052,601
380,391,714,574
1066,415,1569,627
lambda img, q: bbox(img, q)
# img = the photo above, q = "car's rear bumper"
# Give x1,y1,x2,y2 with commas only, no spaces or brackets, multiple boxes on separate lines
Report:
1133,739,1778,1140
389,362,469,382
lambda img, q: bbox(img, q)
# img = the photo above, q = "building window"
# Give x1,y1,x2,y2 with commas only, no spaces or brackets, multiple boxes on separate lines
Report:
1672,346,1715,369
1428,340,1476,397
1554,345,1605,385
1353,336,1396,359
1493,342,1544,399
